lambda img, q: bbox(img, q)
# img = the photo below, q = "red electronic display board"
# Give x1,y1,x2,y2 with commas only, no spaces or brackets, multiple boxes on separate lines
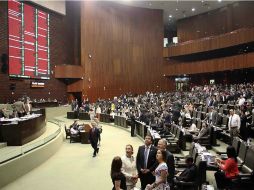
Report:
8,0,50,79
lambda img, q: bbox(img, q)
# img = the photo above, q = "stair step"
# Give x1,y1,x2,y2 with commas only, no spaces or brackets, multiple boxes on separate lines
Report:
0,142,7,149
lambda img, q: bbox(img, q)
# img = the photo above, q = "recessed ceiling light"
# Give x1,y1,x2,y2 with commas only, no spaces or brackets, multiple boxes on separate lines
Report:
218,0,222,2
149,3,152,6
201,0,205,3
192,8,196,12
169,15,172,18
176,8,178,11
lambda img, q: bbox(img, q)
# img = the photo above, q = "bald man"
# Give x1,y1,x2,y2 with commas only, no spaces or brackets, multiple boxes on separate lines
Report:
157,139,175,187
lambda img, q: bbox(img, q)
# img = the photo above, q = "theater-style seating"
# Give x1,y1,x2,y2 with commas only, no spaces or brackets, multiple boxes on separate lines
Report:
232,146,254,189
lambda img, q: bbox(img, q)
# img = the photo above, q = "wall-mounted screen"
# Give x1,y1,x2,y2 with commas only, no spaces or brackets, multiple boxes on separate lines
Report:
8,0,50,79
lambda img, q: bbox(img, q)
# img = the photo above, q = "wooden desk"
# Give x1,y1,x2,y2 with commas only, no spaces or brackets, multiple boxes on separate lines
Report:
80,131,90,144
78,112,90,120
0,113,46,146
67,111,78,119
31,101,59,108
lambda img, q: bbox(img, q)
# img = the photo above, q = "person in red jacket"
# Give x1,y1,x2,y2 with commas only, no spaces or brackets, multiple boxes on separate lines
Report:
214,146,239,189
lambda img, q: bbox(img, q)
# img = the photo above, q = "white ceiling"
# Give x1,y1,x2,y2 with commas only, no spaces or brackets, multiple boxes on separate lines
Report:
117,0,237,29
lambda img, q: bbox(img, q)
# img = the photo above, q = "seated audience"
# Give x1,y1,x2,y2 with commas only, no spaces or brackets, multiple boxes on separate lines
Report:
111,156,127,190
214,146,239,189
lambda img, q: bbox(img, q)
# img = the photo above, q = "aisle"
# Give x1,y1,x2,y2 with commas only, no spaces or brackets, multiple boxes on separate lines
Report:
2,120,143,190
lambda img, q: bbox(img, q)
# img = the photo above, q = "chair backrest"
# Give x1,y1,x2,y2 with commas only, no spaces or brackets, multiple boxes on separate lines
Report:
222,104,228,109
197,111,202,119
173,124,177,135
192,118,197,126
193,110,197,118
197,119,202,130
237,141,248,164
219,107,224,114
175,127,181,139
232,137,242,155
195,156,207,188
192,147,199,162
170,124,175,133
222,116,229,127
202,107,208,113
189,142,195,157
223,109,229,115
216,114,222,125
242,146,254,174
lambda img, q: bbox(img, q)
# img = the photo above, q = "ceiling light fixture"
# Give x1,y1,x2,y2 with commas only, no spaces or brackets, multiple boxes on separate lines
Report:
218,0,222,2
176,8,178,11
192,8,196,12
169,15,172,18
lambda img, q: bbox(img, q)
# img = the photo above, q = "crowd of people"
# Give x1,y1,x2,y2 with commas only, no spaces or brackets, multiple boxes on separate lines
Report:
67,82,254,189
110,135,198,190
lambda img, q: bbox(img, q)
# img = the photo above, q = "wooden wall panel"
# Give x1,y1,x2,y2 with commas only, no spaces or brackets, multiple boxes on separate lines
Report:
164,52,254,76
67,80,83,93
80,2,172,102
54,65,83,78
177,2,254,42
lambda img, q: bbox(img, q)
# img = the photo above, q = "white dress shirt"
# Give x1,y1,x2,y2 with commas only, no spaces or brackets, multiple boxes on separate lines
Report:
228,114,241,130
238,98,245,106
70,127,79,135
121,155,138,186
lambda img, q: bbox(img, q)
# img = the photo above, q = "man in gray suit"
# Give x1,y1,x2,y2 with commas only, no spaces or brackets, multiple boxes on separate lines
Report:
204,106,218,125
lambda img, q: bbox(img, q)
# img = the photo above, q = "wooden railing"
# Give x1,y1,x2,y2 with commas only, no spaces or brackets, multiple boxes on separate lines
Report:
164,27,254,57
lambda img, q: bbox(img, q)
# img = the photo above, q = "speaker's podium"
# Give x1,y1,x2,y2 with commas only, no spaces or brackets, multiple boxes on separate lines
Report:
67,111,78,119
78,112,90,120
80,124,92,144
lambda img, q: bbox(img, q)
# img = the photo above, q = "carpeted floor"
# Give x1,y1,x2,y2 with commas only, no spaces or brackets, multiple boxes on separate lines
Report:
2,118,143,190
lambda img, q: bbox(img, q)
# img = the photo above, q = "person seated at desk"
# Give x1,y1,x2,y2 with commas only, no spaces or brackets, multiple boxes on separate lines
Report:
214,146,239,190
70,120,80,135
187,123,199,134
174,157,197,183
193,122,210,141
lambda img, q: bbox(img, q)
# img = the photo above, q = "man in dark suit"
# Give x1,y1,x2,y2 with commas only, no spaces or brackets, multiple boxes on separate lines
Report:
130,111,136,137
157,139,175,187
136,135,157,190
174,156,197,186
89,122,100,157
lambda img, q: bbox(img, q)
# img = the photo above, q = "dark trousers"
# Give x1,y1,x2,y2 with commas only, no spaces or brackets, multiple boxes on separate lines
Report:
91,140,98,156
215,171,231,189
131,124,135,137
139,172,155,190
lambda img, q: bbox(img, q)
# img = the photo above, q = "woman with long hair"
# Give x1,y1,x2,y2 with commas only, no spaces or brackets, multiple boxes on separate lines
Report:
111,156,127,190
145,149,169,190
214,146,239,189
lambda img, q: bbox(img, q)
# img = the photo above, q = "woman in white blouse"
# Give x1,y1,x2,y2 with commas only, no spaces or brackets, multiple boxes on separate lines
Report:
121,144,138,190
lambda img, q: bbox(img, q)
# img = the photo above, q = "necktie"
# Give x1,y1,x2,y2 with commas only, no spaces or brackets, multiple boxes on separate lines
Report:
144,146,149,169
229,116,233,128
